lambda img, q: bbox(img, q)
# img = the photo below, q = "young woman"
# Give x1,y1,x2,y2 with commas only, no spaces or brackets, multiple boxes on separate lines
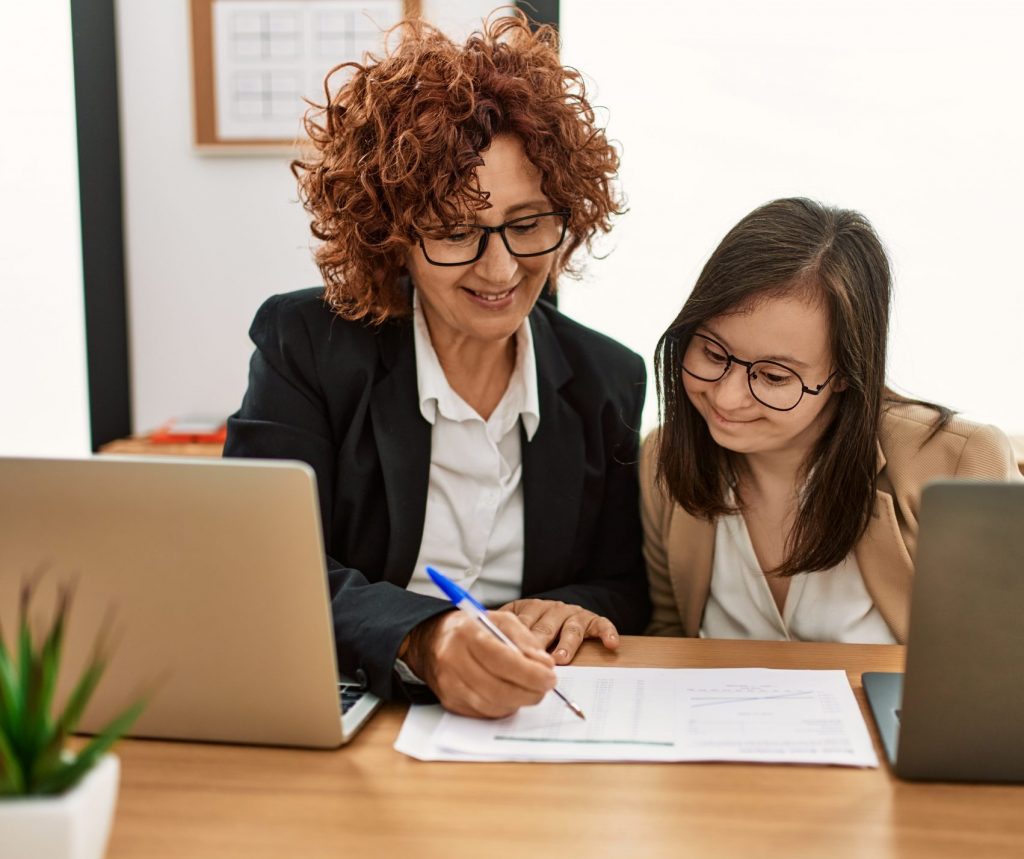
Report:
642,198,1019,643
225,13,649,717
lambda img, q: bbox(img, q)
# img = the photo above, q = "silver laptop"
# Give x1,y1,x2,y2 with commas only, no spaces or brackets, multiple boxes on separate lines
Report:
0,456,380,749
863,481,1024,782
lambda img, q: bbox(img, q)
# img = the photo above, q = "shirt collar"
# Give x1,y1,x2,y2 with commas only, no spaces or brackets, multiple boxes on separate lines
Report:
412,291,540,440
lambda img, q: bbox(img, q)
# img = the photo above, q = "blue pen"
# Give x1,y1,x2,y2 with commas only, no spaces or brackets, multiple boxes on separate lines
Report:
426,566,586,721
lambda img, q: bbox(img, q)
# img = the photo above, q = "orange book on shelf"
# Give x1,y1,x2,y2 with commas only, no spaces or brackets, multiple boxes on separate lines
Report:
150,416,228,444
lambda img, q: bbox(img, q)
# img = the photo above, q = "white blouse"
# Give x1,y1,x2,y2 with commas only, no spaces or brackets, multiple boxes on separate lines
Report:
403,292,539,608
701,511,897,644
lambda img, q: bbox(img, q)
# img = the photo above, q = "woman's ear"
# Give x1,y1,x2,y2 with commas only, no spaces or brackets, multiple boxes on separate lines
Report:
830,374,849,393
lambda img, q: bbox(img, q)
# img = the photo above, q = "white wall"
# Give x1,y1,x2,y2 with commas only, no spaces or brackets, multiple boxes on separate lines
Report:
10,3,1018,450
0,2,91,456
117,0,497,434
559,0,1024,434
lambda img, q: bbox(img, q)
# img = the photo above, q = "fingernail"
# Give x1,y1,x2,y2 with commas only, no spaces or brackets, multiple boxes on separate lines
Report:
609,633,619,640
555,649,568,661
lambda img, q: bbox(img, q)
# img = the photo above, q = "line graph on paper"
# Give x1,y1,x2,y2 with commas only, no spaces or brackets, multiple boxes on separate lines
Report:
689,688,818,708
680,681,852,756
492,676,676,746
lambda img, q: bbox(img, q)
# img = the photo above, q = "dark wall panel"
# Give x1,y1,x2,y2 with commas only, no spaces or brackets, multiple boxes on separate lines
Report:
70,0,132,450
516,1,560,304
517,0,559,30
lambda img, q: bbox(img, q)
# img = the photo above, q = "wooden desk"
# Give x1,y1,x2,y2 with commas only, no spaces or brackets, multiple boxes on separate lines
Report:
99,437,224,457
106,637,1023,859
99,436,1024,471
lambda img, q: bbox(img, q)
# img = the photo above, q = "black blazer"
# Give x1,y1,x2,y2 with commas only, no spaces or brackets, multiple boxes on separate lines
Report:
225,288,650,700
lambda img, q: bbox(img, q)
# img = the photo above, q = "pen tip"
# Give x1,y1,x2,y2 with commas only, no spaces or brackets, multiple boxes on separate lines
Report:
553,687,587,720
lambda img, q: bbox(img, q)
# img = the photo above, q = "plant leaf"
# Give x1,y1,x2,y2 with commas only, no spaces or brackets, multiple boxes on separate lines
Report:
33,698,145,795
0,575,148,796
0,644,20,746
52,601,114,737
24,627,109,794
20,584,70,783
0,608,10,675
0,595,24,789
0,718,26,795
17,581,33,694
52,657,106,741
20,644,51,779
36,583,70,729
0,587,19,713
11,585,34,754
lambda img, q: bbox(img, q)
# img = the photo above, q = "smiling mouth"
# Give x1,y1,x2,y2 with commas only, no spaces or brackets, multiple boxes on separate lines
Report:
464,286,516,302
710,406,758,424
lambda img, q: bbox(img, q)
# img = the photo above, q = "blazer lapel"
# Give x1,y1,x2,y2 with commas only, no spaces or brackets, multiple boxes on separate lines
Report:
854,443,914,643
521,308,584,595
369,321,431,586
666,508,716,637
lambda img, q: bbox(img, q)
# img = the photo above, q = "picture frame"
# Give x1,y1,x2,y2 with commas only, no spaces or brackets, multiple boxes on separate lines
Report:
189,0,420,152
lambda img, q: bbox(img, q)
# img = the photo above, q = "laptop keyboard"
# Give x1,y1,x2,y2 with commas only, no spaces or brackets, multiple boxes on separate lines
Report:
339,685,366,715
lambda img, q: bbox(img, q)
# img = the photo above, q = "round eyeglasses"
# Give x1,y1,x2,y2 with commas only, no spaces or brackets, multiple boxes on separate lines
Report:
419,211,570,266
681,333,838,412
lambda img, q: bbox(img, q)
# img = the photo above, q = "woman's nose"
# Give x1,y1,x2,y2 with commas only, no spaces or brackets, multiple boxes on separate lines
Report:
473,232,519,282
714,364,754,408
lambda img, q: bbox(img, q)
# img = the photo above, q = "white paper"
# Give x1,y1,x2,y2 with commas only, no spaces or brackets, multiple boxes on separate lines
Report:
394,705,499,762
211,1,403,141
396,667,878,767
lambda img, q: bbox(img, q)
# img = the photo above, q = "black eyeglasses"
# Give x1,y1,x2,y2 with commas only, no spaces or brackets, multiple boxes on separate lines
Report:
418,211,570,266
681,333,838,412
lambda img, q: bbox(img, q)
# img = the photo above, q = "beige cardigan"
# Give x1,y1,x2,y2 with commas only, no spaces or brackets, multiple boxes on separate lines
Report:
640,403,1021,643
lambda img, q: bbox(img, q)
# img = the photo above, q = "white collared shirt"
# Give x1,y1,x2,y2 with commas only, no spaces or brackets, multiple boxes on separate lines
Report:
701,511,897,644
404,292,540,607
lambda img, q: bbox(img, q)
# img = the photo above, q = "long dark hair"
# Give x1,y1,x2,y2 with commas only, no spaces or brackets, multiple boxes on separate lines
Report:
654,197,948,576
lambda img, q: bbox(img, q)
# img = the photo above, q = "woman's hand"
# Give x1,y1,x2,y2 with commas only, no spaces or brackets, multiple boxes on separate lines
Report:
400,610,557,719
498,599,620,664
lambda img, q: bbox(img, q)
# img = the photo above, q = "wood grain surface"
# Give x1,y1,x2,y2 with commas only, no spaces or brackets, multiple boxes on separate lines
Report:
105,636,1024,859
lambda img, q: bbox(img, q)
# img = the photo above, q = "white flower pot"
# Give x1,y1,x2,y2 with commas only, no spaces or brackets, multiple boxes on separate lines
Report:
0,753,120,859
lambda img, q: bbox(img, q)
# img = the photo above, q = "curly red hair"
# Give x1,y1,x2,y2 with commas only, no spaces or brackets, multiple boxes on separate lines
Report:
291,10,624,323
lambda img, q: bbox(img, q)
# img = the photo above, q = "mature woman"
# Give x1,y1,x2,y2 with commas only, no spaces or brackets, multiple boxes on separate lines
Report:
225,13,649,716
642,198,1019,643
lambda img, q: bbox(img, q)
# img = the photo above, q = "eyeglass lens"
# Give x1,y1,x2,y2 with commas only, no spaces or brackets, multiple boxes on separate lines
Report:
421,213,566,265
682,335,805,411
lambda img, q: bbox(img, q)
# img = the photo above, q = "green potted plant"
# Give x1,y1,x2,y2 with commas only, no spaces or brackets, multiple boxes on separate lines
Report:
0,581,145,859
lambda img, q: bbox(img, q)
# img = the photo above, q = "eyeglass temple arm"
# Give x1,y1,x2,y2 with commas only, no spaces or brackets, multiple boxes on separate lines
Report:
803,370,840,396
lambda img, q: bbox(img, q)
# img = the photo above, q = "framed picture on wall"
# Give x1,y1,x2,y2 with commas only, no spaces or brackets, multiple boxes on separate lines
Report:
190,0,420,151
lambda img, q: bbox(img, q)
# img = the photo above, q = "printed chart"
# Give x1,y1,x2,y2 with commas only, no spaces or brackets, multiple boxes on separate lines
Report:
418,667,878,765
211,0,403,141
